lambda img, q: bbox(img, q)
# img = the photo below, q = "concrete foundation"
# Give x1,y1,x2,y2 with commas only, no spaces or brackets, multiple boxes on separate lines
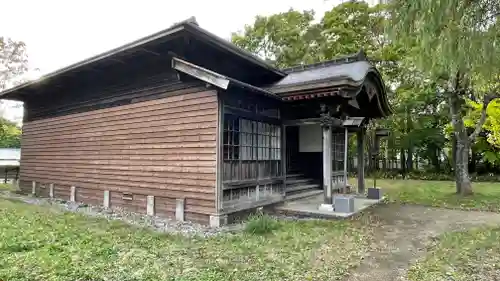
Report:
367,187,383,200
70,186,76,202
275,193,383,219
176,198,185,221
49,183,54,198
103,190,110,208
209,214,228,227
334,194,355,213
146,195,155,216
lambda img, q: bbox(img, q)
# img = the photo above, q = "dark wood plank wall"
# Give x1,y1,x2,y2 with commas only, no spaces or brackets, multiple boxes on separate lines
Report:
19,88,219,225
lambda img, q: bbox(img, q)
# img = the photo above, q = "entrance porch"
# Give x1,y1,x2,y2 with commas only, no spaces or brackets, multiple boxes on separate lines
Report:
215,50,392,219
275,193,383,218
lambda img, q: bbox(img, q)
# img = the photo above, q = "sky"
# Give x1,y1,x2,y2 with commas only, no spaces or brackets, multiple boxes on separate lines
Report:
0,0,342,123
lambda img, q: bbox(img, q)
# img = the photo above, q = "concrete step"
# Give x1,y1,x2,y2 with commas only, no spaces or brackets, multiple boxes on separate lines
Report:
286,178,313,185
286,184,320,194
285,189,323,201
286,173,304,179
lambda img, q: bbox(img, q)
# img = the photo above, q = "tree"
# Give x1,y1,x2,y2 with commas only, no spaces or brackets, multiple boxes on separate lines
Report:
0,37,28,90
0,118,21,148
232,2,437,172
0,37,28,145
231,9,322,68
388,0,500,194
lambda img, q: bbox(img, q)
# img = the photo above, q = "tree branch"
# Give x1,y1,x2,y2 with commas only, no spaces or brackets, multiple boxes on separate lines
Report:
469,93,500,141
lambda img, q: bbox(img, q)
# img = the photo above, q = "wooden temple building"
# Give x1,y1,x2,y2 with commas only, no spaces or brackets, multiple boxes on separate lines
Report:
0,18,391,226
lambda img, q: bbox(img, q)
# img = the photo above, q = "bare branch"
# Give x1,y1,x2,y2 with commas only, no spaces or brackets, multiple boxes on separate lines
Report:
469,92,500,141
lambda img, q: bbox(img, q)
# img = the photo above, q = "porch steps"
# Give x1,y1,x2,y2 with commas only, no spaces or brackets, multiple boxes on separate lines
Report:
285,173,322,201
286,189,323,201
286,184,320,194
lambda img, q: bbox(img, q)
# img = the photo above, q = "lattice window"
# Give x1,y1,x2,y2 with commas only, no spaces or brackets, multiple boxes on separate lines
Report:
223,115,281,181
332,131,346,171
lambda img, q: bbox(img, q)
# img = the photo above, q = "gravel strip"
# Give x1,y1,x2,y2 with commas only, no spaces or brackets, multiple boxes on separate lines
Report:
0,190,243,238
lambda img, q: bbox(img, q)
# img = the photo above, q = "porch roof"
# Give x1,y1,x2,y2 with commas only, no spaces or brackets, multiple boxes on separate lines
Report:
272,51,393,118
271,51,375,93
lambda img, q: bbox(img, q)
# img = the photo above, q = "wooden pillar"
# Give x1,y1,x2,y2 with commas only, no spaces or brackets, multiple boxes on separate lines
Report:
322,125,332,204
357,128,366,194
343,127,349,192
281,124,287,194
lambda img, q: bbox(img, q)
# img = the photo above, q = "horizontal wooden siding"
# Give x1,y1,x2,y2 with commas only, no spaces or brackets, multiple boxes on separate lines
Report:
19,89,218,224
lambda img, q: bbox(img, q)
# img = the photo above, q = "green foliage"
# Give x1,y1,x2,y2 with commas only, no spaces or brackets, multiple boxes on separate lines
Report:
388,0,500,79
0,118,21,148
232,1,500,176
244,213,279,235
231,9,321,68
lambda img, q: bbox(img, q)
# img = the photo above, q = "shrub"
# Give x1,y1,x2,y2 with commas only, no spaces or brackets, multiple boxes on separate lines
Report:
244,213,279,235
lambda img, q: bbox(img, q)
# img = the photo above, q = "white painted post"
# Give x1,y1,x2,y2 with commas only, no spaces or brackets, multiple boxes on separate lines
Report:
344,127,349,193
146,195,155,216
176,198,185,221
103,190,110,208
357,129,366,194
70,186,76,202
322,125,332,204
49,183,54,198
31,181,36,195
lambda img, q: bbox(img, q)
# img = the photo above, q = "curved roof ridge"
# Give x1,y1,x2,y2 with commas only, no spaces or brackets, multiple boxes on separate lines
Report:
282,49,369,73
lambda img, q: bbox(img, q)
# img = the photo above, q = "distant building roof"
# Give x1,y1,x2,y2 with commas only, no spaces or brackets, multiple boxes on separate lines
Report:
0,148,20,167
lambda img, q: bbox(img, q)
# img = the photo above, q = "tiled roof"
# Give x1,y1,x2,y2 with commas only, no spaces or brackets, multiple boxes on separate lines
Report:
271,50,377,91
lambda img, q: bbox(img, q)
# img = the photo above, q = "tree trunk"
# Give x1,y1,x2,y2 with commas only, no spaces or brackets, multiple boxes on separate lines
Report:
406,107,414,171
431,146,440,171
400,148,406,178
407,146,413,171
451,135,458,177
449,91,473,195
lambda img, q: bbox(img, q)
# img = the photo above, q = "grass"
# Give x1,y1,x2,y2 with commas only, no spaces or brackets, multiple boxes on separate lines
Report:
0,183,15,191
0,198,373,281
362,178,500,212
244,213,280,235
408,226,500,280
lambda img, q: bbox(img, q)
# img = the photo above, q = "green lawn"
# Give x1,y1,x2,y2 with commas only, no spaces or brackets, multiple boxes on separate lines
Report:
368,179,500,212
0,183,14,190
2,178,500,280
408,226,500,280
0,198,372,281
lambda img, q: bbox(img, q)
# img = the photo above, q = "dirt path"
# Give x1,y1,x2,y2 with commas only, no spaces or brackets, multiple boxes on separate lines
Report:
346,205,500,281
